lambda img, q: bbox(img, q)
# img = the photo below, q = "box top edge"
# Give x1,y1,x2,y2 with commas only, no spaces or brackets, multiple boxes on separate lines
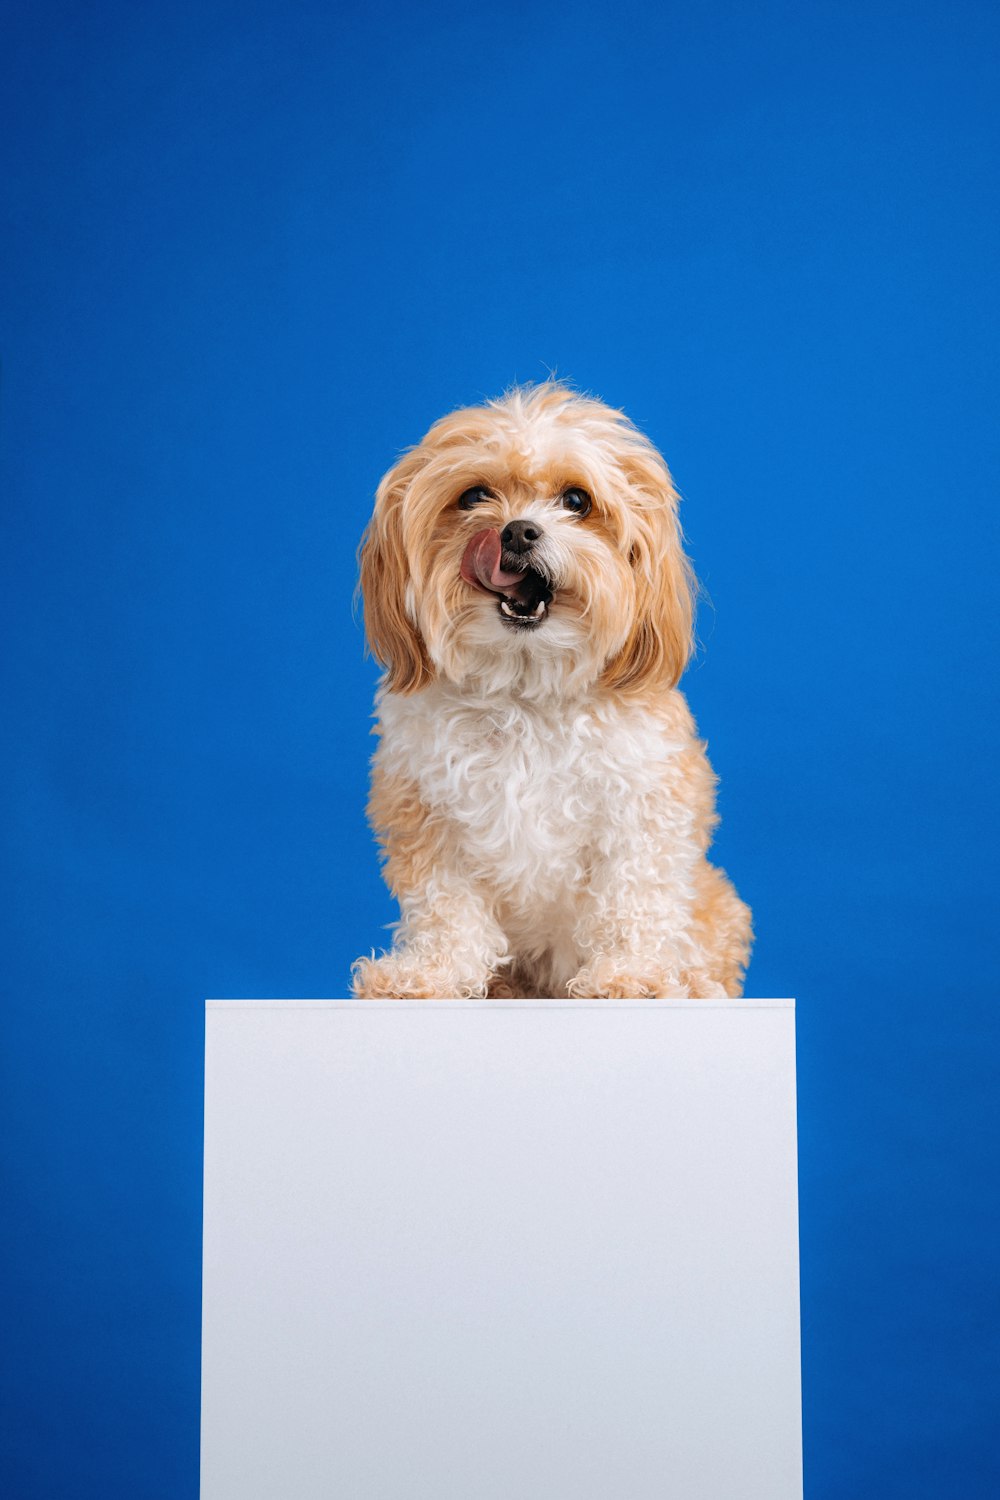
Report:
205,998,796,1010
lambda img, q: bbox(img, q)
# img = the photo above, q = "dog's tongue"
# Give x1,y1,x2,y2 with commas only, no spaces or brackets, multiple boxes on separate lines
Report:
460,528,526,597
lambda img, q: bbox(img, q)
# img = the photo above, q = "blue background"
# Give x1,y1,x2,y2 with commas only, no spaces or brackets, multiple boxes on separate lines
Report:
2,1,997,1494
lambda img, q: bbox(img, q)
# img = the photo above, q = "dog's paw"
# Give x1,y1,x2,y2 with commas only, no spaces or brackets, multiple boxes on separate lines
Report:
567,959,691,1000
486,967,532,999
350,954,488,1000
681,970,731,999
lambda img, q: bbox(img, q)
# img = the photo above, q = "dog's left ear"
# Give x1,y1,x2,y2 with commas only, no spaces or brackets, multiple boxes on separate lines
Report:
357,451,433,695
601,443,696,694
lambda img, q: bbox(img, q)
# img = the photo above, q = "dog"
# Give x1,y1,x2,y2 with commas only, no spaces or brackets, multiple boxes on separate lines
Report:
351,382,751,999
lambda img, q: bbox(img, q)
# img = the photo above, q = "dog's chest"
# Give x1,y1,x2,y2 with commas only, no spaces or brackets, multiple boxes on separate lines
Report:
379,688,676,902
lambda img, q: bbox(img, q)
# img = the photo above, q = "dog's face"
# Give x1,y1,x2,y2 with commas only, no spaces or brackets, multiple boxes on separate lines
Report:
359,383,694,696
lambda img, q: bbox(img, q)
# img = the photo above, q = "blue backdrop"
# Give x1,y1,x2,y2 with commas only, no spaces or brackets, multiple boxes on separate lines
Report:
2,1,997,1495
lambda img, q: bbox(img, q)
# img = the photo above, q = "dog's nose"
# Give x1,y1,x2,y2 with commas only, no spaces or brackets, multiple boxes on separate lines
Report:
500,519,542,554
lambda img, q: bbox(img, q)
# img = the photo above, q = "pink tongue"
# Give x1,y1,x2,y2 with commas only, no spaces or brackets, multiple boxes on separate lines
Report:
460,528,526,597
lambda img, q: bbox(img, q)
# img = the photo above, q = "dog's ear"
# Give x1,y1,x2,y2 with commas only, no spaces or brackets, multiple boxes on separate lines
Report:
601,445,695,694
357,452,433,695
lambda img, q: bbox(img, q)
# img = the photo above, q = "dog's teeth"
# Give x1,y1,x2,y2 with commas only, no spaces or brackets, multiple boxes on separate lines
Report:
500,596,547,622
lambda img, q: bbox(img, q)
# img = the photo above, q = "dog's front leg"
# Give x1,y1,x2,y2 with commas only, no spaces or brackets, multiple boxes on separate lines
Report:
567,937,692,1000
352,880,507,1000
353,760,508,1000
567,881,735,1000
567,853,698,1000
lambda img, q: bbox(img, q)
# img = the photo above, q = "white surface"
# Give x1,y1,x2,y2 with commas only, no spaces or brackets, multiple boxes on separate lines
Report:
201,1000,801,1500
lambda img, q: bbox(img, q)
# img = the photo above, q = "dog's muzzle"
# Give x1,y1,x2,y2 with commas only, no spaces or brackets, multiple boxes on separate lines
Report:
460,528,553,628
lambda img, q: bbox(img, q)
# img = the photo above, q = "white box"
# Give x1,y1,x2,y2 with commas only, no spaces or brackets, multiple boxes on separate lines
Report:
202,1000,801,1499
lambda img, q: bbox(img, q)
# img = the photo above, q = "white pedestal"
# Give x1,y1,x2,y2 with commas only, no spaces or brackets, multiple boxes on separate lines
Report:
201,1000,801,1500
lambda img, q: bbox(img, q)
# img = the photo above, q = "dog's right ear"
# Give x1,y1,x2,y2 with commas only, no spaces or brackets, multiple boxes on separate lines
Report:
357,451,433,695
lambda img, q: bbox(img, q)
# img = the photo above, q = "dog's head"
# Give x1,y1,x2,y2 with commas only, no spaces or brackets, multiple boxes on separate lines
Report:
358,382,695,696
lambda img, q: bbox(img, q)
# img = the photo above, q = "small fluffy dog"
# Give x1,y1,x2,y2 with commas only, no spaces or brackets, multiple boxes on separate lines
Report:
352,382,751,999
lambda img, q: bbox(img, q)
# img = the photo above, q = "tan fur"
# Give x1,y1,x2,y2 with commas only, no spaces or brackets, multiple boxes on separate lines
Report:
357,449,434,694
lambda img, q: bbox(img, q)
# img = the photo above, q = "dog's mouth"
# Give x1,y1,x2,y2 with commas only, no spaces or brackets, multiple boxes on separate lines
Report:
460,528,553,630
496,564,552,627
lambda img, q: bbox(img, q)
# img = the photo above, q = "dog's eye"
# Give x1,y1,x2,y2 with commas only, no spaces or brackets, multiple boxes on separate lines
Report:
561,487,592,517
457,486,492,510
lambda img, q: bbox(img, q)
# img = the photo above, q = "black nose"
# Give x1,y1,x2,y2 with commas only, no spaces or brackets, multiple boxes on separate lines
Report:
500,519,542,554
